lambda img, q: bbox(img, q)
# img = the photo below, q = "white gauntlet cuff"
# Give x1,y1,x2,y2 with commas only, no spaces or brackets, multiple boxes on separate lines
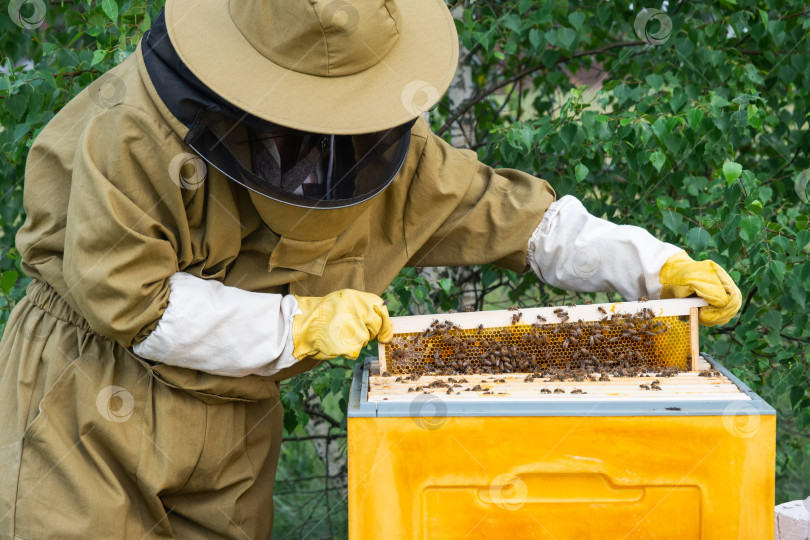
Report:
133,272,301,377
527,195,680,300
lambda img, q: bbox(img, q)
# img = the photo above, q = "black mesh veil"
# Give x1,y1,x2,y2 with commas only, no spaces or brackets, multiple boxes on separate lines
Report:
185,107,415,209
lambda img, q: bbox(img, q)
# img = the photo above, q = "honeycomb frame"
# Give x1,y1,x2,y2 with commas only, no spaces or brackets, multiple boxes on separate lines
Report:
379,299,705,376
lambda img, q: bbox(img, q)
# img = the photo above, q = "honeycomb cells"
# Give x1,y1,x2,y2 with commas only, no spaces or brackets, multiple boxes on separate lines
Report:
384,310,692,376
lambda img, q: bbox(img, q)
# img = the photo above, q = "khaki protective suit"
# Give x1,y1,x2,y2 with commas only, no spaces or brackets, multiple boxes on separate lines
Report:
0,40,555,538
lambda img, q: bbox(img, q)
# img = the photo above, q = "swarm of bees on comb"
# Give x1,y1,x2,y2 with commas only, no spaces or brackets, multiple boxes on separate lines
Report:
383,304,690,383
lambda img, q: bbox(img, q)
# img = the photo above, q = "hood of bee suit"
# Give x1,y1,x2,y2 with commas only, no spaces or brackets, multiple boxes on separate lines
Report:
247,188,375,242
143,10,385,259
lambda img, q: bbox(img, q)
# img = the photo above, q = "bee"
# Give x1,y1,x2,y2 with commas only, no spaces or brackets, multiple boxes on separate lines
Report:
511,312,523,325
571,389,585,394
639,384,651,390
508,305,519,311
464,306,475,312
583,300,593,305
638,297,648,302
598,306,607,315
554,388,566,394
540,388,552,394
477,324,484,334
381,371,391,377
599,373,611,382
537,315,547,322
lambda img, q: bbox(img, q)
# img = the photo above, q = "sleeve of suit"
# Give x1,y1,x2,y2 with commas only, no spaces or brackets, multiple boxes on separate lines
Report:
525,195,681,300
61,107,301,377
402,125,557,271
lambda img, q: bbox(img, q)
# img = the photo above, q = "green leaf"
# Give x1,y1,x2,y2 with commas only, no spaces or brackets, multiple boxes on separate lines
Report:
686,108,703,128
650,151,666,172
5,94,27,121
762,311,782,330
575,163,589,183
438,278,452,295
645,74,664,90
1,271,18,295
771,259,786,283
101,0,119,22
529,28,544,49
746,105,764,130
790,386,805,409
744,64,764,85
557,27,576,50
686,227,710,251
739,215,762,243
560,123,578,147
662,210,683,233
722,161,743,184
91,49,107,66
568,12,586,29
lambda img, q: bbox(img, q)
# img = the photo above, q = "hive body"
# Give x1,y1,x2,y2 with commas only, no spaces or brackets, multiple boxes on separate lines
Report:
348,357,775,539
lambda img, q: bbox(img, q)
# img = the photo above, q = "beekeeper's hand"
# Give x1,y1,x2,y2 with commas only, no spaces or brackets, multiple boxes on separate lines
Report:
292,289,393,361
659,250,741,326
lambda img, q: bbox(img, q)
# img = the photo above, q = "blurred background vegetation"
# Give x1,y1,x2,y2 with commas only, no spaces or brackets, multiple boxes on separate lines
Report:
1,0,808,538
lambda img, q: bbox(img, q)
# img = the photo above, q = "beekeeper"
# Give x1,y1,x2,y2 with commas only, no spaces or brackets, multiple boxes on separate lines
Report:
0,0,741,537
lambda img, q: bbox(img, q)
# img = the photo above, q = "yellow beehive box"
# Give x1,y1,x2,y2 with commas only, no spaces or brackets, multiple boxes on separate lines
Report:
348,299,775,539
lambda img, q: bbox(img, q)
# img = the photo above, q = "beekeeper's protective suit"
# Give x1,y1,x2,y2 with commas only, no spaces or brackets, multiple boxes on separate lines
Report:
0,0,740,537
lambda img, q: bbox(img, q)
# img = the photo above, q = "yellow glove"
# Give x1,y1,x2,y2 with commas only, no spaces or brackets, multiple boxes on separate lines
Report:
292,289,393,361
659,250,742,326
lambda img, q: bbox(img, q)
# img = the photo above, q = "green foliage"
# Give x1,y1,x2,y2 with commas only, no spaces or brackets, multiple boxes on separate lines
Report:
2,0,809,537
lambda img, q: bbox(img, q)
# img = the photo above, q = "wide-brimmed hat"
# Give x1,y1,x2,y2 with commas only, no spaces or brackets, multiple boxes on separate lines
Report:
164,0,459,135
